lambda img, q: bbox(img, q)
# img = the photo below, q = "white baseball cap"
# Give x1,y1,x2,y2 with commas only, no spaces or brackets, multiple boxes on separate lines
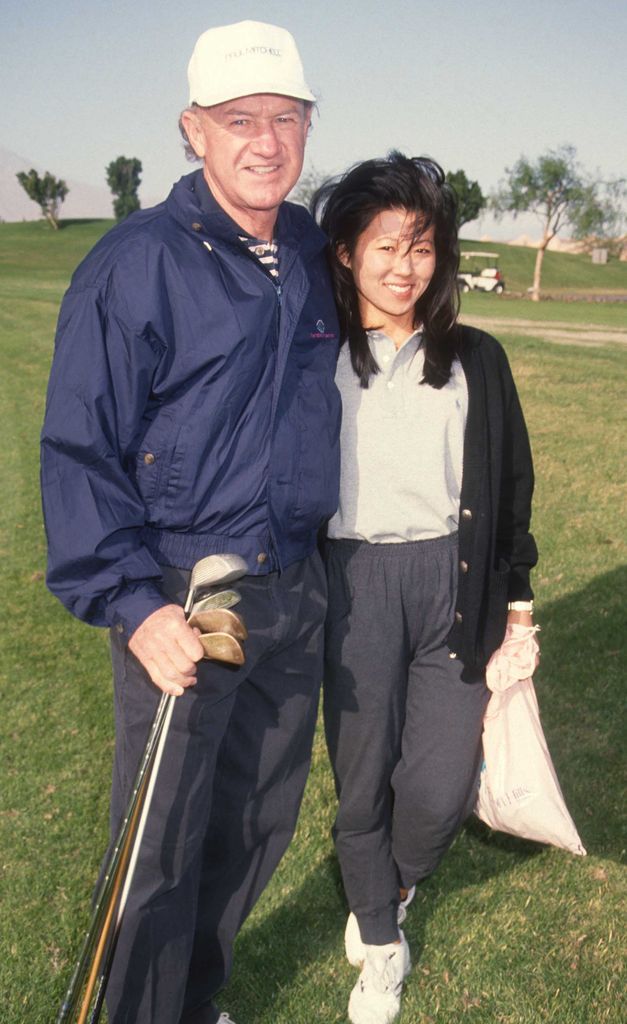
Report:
187,20,316,107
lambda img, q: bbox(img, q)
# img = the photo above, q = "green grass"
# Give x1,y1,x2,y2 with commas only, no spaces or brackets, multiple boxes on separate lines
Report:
1,223,626,1023
461,291,627,329
458,236,627,296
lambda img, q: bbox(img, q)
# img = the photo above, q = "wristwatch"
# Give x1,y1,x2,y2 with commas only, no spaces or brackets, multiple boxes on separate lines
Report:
507,600,534,612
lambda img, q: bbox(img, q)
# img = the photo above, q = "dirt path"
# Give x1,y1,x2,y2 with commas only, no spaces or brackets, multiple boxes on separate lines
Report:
460,314,627,348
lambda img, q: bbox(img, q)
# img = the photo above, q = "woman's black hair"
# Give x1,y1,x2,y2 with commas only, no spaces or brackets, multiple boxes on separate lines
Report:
311,151,460,388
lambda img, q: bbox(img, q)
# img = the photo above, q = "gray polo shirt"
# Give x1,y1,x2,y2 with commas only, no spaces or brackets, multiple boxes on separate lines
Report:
327,330,468,543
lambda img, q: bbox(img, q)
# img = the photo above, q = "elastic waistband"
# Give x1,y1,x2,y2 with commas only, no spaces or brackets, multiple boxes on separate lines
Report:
325,532,458,559
141,525,318,576
142,525,277,574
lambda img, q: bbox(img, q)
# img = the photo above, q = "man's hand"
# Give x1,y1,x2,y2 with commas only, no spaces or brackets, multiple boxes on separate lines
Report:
128,604,205,696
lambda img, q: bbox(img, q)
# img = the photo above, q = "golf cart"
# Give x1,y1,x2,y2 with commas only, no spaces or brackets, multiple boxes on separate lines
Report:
458,252,505,294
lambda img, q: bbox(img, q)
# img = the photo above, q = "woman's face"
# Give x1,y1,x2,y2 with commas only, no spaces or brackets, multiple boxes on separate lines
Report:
339,208,436,342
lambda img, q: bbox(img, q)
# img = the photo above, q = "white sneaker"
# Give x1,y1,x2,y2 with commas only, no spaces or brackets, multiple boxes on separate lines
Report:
345,887,416,966
398,885,416,925
345,911,366,967
217,1015,238,1023
348,933,411,1024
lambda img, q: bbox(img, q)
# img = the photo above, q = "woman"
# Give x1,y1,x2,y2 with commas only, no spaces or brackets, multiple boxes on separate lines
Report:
313,153,538,1024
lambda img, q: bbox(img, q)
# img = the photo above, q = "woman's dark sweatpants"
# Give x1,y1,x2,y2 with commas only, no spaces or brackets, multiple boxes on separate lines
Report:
323,534,490,946
105,552,326,1024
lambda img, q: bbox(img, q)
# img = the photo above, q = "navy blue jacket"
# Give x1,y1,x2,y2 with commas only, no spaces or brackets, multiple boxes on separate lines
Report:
41,172,341,638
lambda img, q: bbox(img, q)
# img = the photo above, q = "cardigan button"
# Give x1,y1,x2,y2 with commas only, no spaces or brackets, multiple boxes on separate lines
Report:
257,552,268,564
143,452,155,465
461,508,473,520
459,560,469,574
448,651,457,659
455,611,463,623
191,222,203,232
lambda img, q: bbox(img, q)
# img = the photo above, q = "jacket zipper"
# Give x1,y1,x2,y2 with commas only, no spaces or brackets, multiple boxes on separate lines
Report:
233,240,283,570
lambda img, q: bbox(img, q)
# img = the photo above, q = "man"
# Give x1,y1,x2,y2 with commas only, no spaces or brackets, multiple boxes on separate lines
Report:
41,20,340,1024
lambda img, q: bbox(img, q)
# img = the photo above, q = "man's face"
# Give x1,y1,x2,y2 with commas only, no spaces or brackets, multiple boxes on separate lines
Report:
183,94,311,238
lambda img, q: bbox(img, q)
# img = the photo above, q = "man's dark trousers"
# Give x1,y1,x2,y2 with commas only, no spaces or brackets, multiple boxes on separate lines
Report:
105,552,326,1024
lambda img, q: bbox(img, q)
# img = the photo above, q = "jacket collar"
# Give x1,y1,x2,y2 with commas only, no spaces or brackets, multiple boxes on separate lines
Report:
165,170,327,260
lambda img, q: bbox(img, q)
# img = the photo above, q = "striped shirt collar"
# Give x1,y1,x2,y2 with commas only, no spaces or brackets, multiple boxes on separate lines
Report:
238,235,280,280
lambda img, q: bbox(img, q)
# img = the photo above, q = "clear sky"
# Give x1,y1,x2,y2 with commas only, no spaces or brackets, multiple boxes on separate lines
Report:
2,0,626,238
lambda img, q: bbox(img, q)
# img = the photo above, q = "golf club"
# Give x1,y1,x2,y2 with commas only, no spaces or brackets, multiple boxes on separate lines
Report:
57,553,248,1023
183,554,248,614
197,631,246,665
189,586,242,614
188,607,247,638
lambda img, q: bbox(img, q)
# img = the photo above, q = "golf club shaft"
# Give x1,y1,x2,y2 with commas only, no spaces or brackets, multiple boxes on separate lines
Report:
85,695,177,1024
57,692,172,1022
76,779,148,1024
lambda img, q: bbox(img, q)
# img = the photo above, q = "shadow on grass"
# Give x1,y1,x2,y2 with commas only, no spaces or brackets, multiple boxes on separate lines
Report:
225,854,344,1018
531,565,625,861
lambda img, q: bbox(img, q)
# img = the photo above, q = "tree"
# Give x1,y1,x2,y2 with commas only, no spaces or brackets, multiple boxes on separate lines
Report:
289,166,328,211
106,156,142,221
491,145,623,301
445,169,486,229
16,169,68,229
569,177,627,257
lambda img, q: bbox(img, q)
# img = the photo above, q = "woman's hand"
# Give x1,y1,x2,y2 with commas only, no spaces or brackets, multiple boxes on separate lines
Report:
506,609,540,671
506,608,534,628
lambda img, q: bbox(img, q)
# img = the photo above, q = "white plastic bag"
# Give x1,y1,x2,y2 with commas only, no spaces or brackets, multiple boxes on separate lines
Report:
475,624,586,856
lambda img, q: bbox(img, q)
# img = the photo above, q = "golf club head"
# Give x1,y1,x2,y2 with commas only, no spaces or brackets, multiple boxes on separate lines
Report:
188,588,242,616
184,554,248,612
187,608,248,640
198,631,245,666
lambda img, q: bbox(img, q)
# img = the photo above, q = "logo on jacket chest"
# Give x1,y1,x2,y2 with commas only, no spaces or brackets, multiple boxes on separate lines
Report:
310,318,335,340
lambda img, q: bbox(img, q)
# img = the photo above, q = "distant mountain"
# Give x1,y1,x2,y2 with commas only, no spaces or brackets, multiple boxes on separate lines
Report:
0,146,115,222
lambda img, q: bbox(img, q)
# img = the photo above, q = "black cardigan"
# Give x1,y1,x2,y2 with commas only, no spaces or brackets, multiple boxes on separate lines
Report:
446,325,538,671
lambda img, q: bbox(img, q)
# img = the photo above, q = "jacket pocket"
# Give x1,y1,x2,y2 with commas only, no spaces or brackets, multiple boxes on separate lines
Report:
128,412,179,514
158,401,235,524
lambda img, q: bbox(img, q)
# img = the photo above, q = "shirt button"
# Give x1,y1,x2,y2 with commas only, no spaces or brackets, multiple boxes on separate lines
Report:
382,355,390,364
387,381,395,390
449,651,457,659
459,560,469,574
143,453,155,465
461,508,473,520
455,611,463,623
257,552,268,564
